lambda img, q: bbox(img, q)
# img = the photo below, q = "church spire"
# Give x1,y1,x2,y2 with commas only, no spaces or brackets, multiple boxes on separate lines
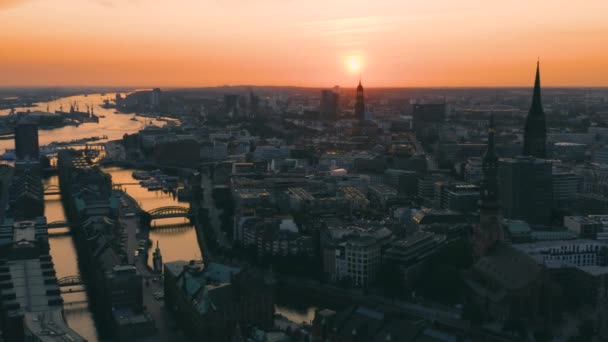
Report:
484,113,497,161
355,78,365,121
473,113,504,257
523,61,547,158
480,113,499,211
531,61,542,115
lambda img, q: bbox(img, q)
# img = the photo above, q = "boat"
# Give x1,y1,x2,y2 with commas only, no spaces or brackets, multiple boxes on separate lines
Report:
132,171,151,180
148,183,162,191
98,115,106,118
130,116,138,121
1,151,15,161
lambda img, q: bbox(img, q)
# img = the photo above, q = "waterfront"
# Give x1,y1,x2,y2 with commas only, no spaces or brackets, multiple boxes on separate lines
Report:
44,175,99,341
34,93,312,341
0,93,165,153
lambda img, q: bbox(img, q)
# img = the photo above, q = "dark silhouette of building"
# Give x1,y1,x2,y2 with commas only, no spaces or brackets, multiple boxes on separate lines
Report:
8,170,44,220
151,87,161,109
499,156,552,225
164,261,275,342
465,117,544,326
412,103,446,144
355,79,365,121
523,62,547,158
224,94,240,117
320,89,339,120
248,91,260,117
14,122,39,161
153,138,200,166
472,115,503,256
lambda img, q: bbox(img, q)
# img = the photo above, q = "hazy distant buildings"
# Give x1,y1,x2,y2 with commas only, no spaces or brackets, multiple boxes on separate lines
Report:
151,87,161,109
320,89,339,120
412,103,446,143
224,94,240,118
355,80,365,121
14,122,39,161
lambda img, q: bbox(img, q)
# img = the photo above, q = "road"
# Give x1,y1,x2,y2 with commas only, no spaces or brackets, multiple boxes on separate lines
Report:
117,190,191,342
200,173,230,249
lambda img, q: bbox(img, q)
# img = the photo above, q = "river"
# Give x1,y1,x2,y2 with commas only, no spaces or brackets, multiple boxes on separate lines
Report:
34,93,311,341
0,93,165,153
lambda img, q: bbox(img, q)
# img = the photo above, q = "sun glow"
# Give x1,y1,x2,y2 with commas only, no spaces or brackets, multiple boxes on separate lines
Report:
346,56,362,74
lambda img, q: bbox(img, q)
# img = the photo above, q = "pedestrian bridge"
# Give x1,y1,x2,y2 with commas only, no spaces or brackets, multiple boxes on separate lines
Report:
48,221,72,229
58,275,86,293
44,184,61,196
147,206,193,220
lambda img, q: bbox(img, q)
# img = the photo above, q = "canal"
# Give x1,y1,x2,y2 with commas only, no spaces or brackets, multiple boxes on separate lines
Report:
32,93,314,341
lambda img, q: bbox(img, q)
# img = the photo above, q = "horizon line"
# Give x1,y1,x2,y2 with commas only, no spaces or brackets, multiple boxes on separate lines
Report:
2,84,608,90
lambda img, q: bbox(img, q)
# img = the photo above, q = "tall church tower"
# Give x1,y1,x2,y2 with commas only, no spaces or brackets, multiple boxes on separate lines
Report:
355,79,365,121
473,114,504,257
523,61,547,158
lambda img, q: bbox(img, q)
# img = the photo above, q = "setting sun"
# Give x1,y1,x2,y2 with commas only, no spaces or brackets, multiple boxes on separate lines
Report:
346,56,362,75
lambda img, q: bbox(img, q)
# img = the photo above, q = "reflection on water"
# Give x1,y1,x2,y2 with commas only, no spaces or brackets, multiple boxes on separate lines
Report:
0,93,166,153
45,176,100,342
29,92,193,342
102,167,202,267
275,305,317,325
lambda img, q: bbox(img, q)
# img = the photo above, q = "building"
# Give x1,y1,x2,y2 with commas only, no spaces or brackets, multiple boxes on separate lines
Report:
253,145,293,161
552,168,582,210
224,94,240,117
565,215,608,240
200,141,228,161
464,157,483,185
311,306,456,342
499,156,553,225
150,87,161,109
241,216,314,257
14,122,39,161
383,231,447,287
8,170,44,220
515,240,608,268
433,181,479,213
465,116,544,325
153,138,200,166
412,103,446,143
471,115,503,256
0,219,85,342
354,80,365,122
522,62,547,158
164,261,275,342
320,89,339,120
367,183,398,209
320,221,393,287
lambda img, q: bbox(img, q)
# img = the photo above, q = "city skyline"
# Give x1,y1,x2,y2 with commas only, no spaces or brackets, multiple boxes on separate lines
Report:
1,0,608,87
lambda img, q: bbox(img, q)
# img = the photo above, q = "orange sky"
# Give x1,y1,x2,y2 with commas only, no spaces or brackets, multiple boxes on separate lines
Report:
1,0,607,87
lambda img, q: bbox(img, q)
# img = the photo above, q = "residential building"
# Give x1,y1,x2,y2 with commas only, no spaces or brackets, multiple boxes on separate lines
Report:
164,261,275,342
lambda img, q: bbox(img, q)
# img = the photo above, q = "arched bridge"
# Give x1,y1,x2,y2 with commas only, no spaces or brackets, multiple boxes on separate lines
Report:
48,221,72,229
58,275,83,287
58,275,86,293
147,206,193,220
44,184,60,196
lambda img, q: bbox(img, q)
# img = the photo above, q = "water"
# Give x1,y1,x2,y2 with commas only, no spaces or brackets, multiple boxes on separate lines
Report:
0,93,164,153
44,176,100,342
36,93,311,340
31,93,193,341
45,167,202,341
102,167,202,266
